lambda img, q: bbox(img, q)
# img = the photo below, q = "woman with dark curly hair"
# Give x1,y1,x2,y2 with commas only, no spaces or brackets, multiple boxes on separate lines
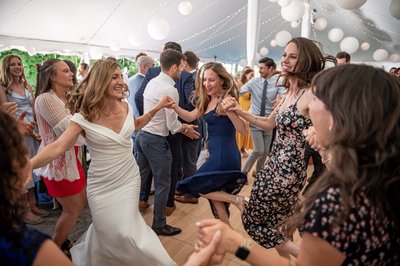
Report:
0,110,72,265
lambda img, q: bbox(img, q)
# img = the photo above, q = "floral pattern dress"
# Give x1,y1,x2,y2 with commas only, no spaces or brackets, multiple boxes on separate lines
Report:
242,94,312,248
302,187,400,265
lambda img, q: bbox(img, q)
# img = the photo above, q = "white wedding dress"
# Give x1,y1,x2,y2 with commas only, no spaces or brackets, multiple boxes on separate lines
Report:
70,105,175,266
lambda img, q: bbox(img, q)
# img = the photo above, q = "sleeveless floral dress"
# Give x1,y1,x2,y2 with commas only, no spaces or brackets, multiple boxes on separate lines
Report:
242,93,312,248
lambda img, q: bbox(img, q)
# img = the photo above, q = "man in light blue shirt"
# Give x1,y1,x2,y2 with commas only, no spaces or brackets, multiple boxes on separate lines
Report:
240,57,285,176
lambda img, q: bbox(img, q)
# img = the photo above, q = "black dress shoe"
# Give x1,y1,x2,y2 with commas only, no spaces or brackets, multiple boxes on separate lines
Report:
152,225,182,236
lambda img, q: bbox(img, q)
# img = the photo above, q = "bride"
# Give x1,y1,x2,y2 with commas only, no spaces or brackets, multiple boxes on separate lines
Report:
31,60,176,266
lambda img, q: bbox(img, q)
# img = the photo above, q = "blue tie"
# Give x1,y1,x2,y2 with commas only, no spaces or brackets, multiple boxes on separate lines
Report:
260,80,268,116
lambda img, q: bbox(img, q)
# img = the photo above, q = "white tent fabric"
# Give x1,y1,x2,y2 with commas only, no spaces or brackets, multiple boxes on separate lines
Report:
0,0,399,65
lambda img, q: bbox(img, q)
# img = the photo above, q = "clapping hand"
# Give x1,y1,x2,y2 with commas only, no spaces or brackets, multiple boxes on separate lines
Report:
1,102,17,117
17,111,36,136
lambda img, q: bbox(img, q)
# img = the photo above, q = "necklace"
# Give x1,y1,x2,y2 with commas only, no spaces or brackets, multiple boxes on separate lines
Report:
103,108,121,117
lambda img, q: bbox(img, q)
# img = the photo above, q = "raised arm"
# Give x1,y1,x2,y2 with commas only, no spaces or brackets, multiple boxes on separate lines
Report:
222,96,276,131
224,109,246,135
174,104,200,123
134,95,175,131
31,121,82,169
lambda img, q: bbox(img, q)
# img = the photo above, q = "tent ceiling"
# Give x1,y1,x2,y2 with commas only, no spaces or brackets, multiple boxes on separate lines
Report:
0,0,399,64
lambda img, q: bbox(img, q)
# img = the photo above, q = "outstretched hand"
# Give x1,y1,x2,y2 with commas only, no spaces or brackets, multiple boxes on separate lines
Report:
182,124,201,140
184,230,225,266
158,96,176,109
1,102,17,117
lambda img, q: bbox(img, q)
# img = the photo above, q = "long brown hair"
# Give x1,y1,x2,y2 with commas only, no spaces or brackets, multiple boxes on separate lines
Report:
0,111,28,231
68,60,119,122
192,62,239,116
35,58,61,98
239,67,254,86
280,37,336,93
0,54,28,94
288,64,400,233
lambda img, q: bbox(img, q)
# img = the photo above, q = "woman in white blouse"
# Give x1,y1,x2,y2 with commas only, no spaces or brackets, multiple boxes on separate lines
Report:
35,59,87,255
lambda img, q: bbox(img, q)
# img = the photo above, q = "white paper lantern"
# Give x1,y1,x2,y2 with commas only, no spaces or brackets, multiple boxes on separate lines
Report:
281,0,305,22
278,0,292,7
128,33,141,47
361,42,370,51
390,53,400,62
291,20,300,28
147,18,170,40
239,59,248,67
328,28,344,42
373,49,389,61
340,37,359,54
336,0,367,10
270,39,277,47
178,1,193,15
255,53,262,62
390,0,400,19
275,31,292,47
268,0,279,2
314,18,328,31
89,47,103,59
260,47,269,56
110,41,120,52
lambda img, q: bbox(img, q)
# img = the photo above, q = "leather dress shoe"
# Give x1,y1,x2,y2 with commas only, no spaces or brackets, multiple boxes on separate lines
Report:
175,194,198,204
152,225,182,236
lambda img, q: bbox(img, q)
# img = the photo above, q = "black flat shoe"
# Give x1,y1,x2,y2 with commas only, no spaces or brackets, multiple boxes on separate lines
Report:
152,225,182,236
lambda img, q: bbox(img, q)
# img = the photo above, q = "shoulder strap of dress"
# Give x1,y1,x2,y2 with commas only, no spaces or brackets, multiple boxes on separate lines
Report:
294,89,306,105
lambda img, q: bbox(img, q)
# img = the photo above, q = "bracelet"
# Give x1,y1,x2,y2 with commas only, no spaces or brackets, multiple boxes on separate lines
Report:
145,112,153,119
183,128,188,133
235,239,252,260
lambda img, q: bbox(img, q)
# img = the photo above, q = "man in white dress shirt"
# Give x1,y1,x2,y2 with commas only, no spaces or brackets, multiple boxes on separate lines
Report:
136,49,200,236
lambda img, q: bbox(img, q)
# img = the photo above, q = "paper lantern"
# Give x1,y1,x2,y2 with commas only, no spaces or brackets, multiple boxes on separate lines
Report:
373,49,389,61
255,53,262,62
340,37,359,54
147,18,170,40
89,47,103,59
110,41,120,52
275,31,292,47
128,33,141,47
336,0,367,10
281,0,305,22
278,0,292,7
314,18,328,31
268,0,279,2
390,53,400,62
389,0,400,19
239,59,248,67
178,1,193,15
360,42,370,51
260,47,269,56
328,28,344,42
270,39,277,47
291,20,300,28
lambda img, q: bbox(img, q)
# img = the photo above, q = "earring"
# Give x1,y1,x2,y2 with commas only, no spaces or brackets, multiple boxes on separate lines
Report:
328,125,332,131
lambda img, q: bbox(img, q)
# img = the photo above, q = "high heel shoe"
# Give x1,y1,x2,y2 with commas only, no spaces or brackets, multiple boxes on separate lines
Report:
235,195,249,213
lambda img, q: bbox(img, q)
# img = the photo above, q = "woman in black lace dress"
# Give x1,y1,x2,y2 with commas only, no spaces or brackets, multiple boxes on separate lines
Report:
222,37,335,257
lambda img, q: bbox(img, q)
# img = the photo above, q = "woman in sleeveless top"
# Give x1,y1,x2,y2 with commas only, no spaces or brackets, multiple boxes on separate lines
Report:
222,37,336,258
0,54,49,225
174,62,247,226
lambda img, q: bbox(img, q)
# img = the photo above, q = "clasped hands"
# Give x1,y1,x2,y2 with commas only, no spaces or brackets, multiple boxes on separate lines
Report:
220,96,242,113
184,219,243,266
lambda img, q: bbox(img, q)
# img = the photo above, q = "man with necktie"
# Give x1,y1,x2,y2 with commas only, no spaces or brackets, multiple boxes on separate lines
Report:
239,57,285,177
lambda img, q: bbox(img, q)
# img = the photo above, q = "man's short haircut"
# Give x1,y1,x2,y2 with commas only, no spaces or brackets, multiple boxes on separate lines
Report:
80,63,89,70
136,56,153,67
163,41,182,53
160,49,186,70
336,51,351,63
183,51,200,70
258,57,276,68
135,52,147,62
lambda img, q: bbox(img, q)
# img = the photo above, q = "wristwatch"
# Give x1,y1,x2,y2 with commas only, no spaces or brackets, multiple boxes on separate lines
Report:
235,240,251,260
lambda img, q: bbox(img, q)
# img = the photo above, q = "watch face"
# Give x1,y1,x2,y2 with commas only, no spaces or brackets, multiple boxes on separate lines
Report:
235,245,250,260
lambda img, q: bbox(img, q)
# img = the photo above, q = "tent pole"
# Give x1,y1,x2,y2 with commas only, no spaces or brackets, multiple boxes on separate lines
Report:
301,0,311,38
246,0,260,67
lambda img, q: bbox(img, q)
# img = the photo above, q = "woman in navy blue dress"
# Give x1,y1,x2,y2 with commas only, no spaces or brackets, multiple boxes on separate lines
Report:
175,62,247,226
